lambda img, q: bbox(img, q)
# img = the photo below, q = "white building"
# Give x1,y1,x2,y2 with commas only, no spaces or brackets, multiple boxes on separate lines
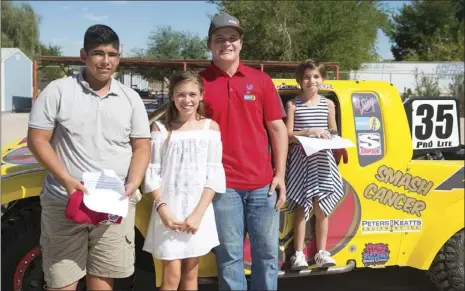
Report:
116,72,151,91
1,48,33,112
350,62,464,96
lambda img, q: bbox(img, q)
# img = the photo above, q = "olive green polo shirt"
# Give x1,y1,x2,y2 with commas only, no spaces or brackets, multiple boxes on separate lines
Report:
29,73,151,199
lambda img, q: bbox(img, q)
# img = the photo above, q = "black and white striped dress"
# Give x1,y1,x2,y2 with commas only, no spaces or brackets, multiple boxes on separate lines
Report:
286,95,344,222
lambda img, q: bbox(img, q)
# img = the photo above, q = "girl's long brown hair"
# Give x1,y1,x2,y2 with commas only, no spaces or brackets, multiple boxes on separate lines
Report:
163,70,206,148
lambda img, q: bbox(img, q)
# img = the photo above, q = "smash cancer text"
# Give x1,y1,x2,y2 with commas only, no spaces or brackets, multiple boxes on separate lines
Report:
363,165,433,217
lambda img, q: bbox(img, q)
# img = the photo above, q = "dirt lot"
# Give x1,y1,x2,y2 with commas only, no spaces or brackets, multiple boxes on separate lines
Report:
1,112,30,146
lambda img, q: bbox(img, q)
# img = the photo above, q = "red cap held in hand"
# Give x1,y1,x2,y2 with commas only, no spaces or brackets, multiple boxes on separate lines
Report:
65,187,122,225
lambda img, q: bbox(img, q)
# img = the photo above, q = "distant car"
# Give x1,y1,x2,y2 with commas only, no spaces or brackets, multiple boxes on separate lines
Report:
144,100,159,113
139,90,149,98
155,92,168,101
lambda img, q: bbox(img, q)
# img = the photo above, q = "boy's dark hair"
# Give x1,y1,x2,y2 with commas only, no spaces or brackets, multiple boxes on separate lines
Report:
295,59,327,84
83,24,120,52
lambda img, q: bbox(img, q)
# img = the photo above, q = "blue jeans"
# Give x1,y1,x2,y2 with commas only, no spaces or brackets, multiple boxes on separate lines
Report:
213,184,279,291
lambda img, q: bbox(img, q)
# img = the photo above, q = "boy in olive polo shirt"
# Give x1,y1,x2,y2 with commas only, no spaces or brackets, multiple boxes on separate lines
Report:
28,24,151,290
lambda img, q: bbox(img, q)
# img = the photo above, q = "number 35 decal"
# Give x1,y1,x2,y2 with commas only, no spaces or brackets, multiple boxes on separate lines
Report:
410,99,461,150
415,104,454,140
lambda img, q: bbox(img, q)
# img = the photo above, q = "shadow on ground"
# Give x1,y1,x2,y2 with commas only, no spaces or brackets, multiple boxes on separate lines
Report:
196,267,436,291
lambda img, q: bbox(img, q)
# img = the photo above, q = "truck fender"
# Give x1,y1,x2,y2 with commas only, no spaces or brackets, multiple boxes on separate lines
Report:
405,198,464,270
1,170,47,206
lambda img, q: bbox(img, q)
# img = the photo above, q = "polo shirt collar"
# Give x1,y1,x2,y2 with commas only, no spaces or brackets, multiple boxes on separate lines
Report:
208,60,247,77
77,71,119,97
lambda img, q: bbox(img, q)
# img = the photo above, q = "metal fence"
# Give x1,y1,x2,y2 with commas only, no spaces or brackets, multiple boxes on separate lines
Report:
348,62,464,97
35,63,465,116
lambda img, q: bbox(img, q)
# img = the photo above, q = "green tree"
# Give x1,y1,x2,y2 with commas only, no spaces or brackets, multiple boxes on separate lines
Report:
37,44,68,87
387,0,464,61
209,0,389,72
130,26,209,83
1,1,41,58
413,69,441,97
448,74,464,116
2,1,68,89
401,87,413,101
144,26,208,60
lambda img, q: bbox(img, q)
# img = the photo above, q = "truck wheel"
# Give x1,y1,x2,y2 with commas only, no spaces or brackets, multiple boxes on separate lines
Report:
1,204,87,291
2,204,45,291
1,202,147,291
428,229,464,291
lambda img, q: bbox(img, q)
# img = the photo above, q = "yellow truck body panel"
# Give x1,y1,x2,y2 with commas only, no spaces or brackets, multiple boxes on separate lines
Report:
2,79,463,288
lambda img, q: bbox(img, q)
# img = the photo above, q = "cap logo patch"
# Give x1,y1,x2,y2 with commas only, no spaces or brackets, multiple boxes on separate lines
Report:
228,20,238,25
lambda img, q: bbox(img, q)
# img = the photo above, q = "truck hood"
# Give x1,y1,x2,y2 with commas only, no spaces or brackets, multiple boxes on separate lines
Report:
1,103,168,179
1,137,44,179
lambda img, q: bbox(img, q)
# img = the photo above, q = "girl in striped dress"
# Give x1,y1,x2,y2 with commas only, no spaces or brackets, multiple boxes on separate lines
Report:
284,59,345,270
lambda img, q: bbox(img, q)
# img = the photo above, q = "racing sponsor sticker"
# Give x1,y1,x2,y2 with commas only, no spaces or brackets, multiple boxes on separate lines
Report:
355,117,381,131
353,93,378,115
352,92,385,167
361,219,422,234
355,117,370,130
358,133,382,156
361,243,390,267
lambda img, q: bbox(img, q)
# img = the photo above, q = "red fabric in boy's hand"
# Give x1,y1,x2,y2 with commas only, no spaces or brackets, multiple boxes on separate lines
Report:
65,187,123,225
333,148,348,165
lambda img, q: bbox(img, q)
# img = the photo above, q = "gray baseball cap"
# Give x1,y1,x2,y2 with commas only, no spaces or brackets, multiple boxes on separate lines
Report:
208,13,244,37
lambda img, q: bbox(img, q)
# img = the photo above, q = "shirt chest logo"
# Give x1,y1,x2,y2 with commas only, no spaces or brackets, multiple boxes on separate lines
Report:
244,84,256,101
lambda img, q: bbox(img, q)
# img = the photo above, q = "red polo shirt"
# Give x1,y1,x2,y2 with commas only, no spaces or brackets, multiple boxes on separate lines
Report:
200,61,285,190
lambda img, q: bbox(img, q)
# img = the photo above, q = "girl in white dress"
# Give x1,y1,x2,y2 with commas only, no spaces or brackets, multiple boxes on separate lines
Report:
142,71,226,291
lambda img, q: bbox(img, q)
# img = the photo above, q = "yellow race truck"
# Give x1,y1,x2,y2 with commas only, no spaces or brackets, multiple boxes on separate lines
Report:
2,78,464,291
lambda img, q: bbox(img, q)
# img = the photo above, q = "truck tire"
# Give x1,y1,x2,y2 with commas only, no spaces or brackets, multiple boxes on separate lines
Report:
428,229,465,291
1,201,146,291
1,203,86,291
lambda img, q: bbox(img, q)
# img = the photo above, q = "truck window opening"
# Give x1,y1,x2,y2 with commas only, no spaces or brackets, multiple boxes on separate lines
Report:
279,92,342,135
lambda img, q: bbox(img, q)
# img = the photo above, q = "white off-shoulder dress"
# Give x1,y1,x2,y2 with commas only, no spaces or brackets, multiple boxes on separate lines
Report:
142,119,226,260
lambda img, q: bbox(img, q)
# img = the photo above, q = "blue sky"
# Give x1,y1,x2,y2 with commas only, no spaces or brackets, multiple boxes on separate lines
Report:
27,0,409,61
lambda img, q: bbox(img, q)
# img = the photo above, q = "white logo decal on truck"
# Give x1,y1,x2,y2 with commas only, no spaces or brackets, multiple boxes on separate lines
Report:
358,133,382,156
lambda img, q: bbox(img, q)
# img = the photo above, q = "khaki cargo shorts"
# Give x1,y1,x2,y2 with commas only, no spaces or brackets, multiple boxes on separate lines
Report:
40,191,141,289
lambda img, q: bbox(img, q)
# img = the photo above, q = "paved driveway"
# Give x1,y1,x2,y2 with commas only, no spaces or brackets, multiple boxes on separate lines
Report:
1,112,30,146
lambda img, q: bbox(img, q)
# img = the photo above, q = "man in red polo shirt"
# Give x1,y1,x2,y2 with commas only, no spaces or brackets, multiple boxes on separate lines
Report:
200,13,288,291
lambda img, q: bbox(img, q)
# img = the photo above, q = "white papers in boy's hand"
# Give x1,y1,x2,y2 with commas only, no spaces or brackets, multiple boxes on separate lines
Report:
82,170,128,217
295,136,355,156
